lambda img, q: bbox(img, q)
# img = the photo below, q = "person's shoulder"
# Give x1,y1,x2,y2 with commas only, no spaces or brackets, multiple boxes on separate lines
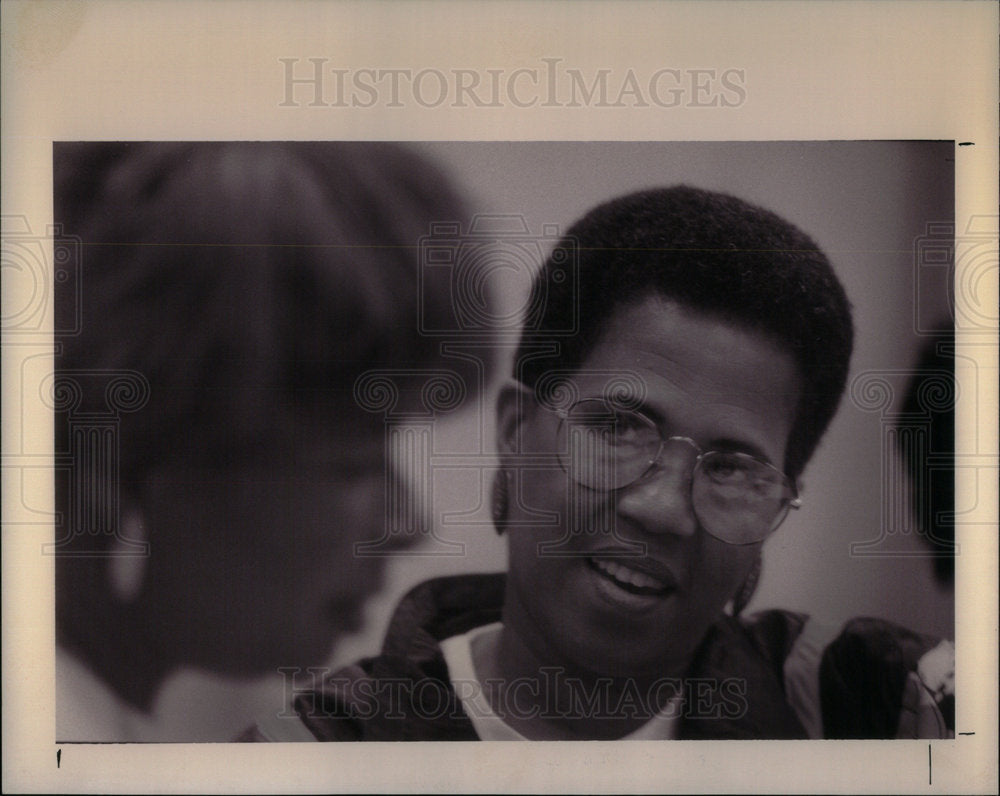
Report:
817,616,955,738
239,575,506,742
381,572,506,657
742,611,955,739
243,652,480,742
737,608,811,664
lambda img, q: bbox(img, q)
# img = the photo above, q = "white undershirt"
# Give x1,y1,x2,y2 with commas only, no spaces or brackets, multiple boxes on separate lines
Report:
440,622,683,741
57,647,157,742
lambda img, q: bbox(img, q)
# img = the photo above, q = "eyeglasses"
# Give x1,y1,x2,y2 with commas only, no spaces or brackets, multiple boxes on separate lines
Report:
553,397,801,545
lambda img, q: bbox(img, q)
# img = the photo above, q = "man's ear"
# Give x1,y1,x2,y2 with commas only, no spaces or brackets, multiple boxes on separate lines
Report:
495,380,534,458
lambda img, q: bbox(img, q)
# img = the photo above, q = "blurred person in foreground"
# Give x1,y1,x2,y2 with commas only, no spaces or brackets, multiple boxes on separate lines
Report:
246,185,954,741
53,142,489,741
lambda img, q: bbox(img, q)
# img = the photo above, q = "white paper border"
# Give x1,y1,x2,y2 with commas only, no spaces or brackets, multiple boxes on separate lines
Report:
3,1,997,792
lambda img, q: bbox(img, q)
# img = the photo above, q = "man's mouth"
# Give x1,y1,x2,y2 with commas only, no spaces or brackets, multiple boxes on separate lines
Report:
586,556,675,597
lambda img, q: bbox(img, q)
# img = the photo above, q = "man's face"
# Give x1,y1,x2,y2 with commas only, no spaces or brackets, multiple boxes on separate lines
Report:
499,296,802,680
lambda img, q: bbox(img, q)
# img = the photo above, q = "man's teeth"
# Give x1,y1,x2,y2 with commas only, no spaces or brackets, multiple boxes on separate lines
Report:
591,558,668,592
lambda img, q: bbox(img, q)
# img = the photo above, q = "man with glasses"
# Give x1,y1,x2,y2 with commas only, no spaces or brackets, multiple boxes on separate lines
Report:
247,185,954,741
551,394,802,548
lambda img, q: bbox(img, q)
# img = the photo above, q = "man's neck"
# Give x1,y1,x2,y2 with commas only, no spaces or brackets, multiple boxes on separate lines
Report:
471,622,684,741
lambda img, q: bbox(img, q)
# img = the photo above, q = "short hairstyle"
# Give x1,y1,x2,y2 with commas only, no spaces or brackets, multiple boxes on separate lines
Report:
55,142,488,479
515,185,854,479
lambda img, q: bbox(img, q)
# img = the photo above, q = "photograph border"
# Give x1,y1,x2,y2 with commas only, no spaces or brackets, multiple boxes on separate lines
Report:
3,1,997,793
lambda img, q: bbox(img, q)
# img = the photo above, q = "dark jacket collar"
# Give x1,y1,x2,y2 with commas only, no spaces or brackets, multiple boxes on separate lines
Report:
298,573,806,740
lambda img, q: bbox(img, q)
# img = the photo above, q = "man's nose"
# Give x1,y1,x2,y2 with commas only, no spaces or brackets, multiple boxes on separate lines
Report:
613,457,698,538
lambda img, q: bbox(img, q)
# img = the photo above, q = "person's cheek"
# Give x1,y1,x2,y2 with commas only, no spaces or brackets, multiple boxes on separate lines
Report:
694,539,758,611
321,476,392,587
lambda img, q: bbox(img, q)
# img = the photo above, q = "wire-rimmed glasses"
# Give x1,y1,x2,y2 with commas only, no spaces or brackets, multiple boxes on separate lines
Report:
553,397,801,545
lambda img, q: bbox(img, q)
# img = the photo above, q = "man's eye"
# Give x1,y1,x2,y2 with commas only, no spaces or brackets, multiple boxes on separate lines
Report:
613,412,645,432
611,412,656,447
703,455,751,482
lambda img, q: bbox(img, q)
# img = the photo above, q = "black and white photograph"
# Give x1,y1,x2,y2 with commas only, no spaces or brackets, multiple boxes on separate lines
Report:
3,2,996,794
51,140,957,745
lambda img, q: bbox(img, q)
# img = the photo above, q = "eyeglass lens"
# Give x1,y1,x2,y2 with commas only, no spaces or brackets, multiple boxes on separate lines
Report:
558,399,793,544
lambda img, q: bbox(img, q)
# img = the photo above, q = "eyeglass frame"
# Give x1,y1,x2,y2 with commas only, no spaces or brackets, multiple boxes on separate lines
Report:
548,396,802,545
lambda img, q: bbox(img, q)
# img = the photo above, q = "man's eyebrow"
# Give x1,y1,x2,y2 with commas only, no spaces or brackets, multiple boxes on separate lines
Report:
602,387,655,414
603,394,775,464
704,437,773,463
